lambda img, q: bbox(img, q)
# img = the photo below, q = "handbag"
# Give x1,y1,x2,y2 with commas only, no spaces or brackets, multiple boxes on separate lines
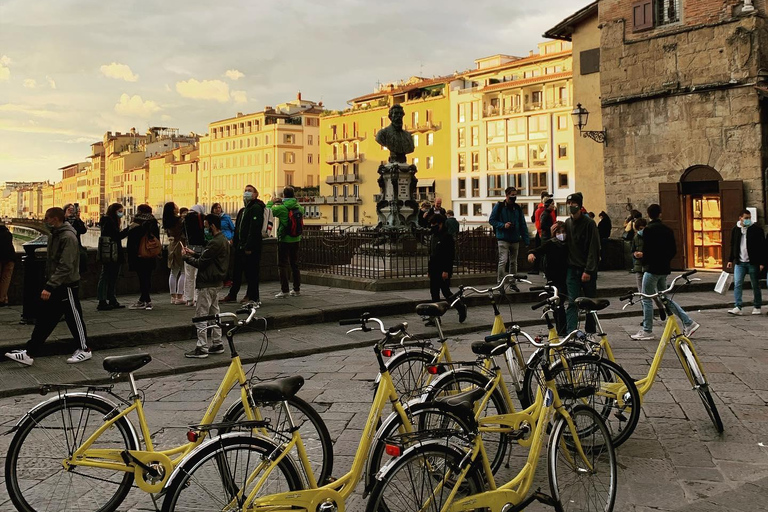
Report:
97,236,118,263
714,271,733,295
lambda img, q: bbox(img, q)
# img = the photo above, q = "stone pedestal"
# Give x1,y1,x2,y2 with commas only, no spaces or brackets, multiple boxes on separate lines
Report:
374,162,420,228
350,237,429,277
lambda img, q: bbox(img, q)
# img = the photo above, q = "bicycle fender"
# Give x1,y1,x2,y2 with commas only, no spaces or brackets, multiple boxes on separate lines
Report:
365,398,423,490
372,439,470,484
419,368,491,403
375,347,440,385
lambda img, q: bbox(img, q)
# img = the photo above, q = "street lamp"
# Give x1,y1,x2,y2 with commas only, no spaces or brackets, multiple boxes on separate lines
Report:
571,103,607,145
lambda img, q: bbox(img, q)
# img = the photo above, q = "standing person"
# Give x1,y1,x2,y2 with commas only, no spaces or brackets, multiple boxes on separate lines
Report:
182,214,230,358
630,218,648,292
269,187,304,298
4,207,92,366
445,210,460,238
0,222,16,306
126,204,160,311
564,192,601,333
631,204,700,340
162,202,186,305
211,203,235,242
489,186,530,292
221,185,265,305
182,204,206,306
528,221,568,334
64,203,88,274
539,198,556,244
532,192,554,274
597,211,612,240
95,203,129,311
726,209,765,315
418,202,431,228
424,197,446,223
426,213,467,322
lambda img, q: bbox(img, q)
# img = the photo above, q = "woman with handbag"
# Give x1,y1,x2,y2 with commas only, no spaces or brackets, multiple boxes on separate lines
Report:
127,204,161,311
96,203,129,311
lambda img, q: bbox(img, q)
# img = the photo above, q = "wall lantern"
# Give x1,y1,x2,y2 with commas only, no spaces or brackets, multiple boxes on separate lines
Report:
571,103,607,145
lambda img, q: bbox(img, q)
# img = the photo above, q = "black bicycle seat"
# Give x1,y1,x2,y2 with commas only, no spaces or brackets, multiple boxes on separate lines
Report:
471,339,508,357
103,353,152,374
415,302,450,318
574,298,610,311
252,376,305,402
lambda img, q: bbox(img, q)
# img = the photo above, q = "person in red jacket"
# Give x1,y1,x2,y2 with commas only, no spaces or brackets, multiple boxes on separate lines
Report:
531,192,555,274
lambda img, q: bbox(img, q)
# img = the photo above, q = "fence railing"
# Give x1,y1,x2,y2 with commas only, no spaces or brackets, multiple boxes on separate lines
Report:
300,226,497,279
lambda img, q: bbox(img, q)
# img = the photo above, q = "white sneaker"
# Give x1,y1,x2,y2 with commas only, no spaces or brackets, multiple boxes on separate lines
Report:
129,301,146,310
290,290,300,297
144,302,153,311
630,330,655,341
5,349,33,366
753,307,762,315
67,349,92,364
727,307,743,316
275,291,289,298
684,321,700,338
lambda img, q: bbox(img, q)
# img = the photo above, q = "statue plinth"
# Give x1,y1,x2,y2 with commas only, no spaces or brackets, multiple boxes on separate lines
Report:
375,162,420,228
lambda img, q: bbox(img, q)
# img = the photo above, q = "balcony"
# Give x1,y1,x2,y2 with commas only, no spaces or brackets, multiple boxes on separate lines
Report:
415,192,436,202
328,196,363,205
325,152,363,164
325,132,367,144
483,105,501,118
325,174,361,185
301,196,326,205
404,121,442,133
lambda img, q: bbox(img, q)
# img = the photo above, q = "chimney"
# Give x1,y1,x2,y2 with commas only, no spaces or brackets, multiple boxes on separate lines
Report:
297,91,302,101
236,112,243,117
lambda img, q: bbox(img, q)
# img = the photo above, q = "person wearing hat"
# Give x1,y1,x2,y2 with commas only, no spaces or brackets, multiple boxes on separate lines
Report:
428,213,467,323
564,192,601,333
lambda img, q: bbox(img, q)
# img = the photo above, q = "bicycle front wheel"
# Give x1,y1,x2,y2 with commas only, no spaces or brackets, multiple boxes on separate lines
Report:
679,341,724,433
365,443,486,512
548,404,617,512
160,434,304,512
384,348,438,402
5,395,137,512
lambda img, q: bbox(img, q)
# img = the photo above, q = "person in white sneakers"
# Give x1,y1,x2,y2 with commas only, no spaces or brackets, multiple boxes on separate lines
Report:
727,209,765,316
5,207,92,366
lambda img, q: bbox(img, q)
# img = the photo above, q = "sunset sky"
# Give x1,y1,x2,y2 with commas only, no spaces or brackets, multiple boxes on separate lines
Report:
0,0,584,183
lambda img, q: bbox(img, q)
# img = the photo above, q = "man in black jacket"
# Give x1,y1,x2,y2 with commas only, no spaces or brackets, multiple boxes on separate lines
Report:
564,192,600,333
631,204,699,340
726,209,765,315
221,185,265,306
428,214,466,323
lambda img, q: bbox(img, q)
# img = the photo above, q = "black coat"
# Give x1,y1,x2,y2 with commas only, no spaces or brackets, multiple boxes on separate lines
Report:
729,224,766,266
184,211,206,247
598,217,612,239
429,230,455,275
641,219,676,275
0,226,15,262
127,217,160,271
529,238,567,287
99,215,129,261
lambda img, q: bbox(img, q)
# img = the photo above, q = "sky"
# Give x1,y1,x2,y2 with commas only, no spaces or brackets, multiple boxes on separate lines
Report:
0,0,584,183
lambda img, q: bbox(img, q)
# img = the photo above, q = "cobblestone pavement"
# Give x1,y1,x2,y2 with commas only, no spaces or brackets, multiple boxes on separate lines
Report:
1,312,768,511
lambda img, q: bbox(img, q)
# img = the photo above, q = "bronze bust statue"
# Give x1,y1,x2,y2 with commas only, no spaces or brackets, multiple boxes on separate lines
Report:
375,104,415,163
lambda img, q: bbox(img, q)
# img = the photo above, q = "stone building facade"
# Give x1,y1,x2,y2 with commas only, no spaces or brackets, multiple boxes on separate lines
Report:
599,0,768,269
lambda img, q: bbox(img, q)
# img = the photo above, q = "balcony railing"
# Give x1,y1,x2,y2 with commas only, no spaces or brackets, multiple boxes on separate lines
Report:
328,196,363,205
404,121,442,133
325,174,361,184
325,152,363,164
483,105,500,118
325,132,367,144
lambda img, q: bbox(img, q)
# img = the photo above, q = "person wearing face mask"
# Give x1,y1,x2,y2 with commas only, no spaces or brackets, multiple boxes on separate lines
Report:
489,186,530,292
630,218,648,292
221,185,265,306
95,203,129,311
427,214,467,323
564,192,601,333
527,221,568,334
726,209,765,315
211,203,235,242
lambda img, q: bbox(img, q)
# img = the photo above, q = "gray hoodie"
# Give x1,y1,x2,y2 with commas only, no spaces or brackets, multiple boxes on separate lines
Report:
44,223,80,291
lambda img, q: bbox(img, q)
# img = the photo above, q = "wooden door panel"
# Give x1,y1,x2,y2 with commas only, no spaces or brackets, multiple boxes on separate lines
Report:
720,181,744,270
659,182,685,270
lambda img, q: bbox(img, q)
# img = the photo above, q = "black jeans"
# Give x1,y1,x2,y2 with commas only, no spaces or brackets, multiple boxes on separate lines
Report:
245,247,262,301
26,284,88,357
278,242,300,293
429,267,452,302
96,262,120,302
135,260,154,303
228,249,246,298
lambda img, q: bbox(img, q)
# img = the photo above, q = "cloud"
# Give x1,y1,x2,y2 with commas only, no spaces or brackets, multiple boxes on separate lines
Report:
0,103,59,118
176,78,230,102
46,76,56,89
23,79,36,88
0,119,99,138
225,69,244,80
0,55,11,82
231,90,248,104
114,93,160,118
100,62,139,82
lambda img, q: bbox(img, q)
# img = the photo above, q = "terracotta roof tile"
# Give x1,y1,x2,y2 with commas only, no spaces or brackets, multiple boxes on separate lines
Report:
479,71,573,92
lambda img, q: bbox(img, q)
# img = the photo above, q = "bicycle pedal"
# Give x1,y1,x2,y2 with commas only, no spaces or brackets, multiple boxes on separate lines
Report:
614,411,628,422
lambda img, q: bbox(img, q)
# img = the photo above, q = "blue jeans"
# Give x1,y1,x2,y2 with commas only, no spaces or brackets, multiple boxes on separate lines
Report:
641,273,692,333
733,262,762,308
565,267,598,334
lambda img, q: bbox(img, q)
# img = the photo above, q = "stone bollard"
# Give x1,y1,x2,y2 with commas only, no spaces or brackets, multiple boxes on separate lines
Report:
20,237,47,325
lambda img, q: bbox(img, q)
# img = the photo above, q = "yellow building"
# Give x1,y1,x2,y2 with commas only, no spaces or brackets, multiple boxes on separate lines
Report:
198,94,321,217
449,41,575,224
85,141,106,222
123,162,150,217
317,76,453,226
103,129,147,207
41,182,55,214
58,162,89,211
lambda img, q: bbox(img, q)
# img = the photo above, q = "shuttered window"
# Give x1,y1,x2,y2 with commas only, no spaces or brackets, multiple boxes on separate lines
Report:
632,0,654,32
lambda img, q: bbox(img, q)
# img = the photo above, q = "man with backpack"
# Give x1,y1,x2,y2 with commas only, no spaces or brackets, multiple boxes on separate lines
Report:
489,186,529,292
268,187,304,298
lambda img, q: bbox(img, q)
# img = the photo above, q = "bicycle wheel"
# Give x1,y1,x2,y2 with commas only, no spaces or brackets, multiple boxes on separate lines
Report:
679,341,724,433
222,394,334,484
160,434,303,512
525,353,641,448
5,395,137,512
422,369,510,474
384,349,438,402
365,443,486,512
548,404,617,512
366,401,475,494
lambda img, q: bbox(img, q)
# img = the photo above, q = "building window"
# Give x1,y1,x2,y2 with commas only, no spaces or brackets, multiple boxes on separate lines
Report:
507,118,526,142
458,178,466,198
413,134,419,147
487,174,504,197
343,205,349,223
254,136,259,146
353,205,359,223
529,171,547,196
557,115,568,131
426,133,434,146
530,91,543,108
458,104,466,123
508,145,527,168
473,203,483,216
471,101,479,121
487,147,506,171
508,172,526,193
558,87,568,106
225,142,229,151
284,152,295,164
558,172,569,189
265,153,270,164
471,177,480,197
308,154,313,164
471,152,479,172
458,153,466,173
413,157,419,167
486,120,505,145
426,156,434,169
284,134,295,144
459,203,468,216
529,143,548,167
307,135,313,145
558,144,568,159
458,127,466,148
333,205,339,223
471,126,479,146
411,111,419,127
265,135,270,145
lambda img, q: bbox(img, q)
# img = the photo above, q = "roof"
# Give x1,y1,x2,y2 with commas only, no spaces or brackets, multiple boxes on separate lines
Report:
462,50,572,77
348,75,453,104
543,1,599,41
479,71,573,92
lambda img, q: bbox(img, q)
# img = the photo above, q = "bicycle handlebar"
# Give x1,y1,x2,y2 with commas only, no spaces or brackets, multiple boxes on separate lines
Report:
531,299,550,310
459,273,530,297
339,314,406,337
482,325,570,349
620,270,698,301
192,302,262,327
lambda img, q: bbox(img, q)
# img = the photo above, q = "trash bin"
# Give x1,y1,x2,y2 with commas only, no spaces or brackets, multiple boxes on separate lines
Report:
20,236,47,325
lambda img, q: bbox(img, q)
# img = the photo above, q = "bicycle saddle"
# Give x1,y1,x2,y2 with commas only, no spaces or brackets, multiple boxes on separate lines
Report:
103,353,152,374
574,297,610,311
434,387,486,412
415,302,450,318
471,339,508,357
252,376,305,402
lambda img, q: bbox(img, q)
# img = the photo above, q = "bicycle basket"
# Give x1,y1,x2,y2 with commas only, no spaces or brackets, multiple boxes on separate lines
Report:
533,356,602,402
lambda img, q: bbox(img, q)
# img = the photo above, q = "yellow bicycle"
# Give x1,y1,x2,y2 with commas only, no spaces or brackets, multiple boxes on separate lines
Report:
4,304,333,512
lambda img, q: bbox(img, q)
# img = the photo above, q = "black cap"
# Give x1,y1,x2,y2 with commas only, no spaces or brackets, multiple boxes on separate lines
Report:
566,192,583,207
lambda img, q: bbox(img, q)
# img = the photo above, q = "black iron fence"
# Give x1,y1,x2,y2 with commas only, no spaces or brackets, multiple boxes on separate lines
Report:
300,226,497,279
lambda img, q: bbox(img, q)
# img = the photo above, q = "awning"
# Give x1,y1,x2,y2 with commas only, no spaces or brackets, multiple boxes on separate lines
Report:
417,179,435,187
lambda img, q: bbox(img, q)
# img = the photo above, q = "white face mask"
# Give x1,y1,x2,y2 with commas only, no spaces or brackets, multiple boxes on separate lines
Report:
556,233,565,242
